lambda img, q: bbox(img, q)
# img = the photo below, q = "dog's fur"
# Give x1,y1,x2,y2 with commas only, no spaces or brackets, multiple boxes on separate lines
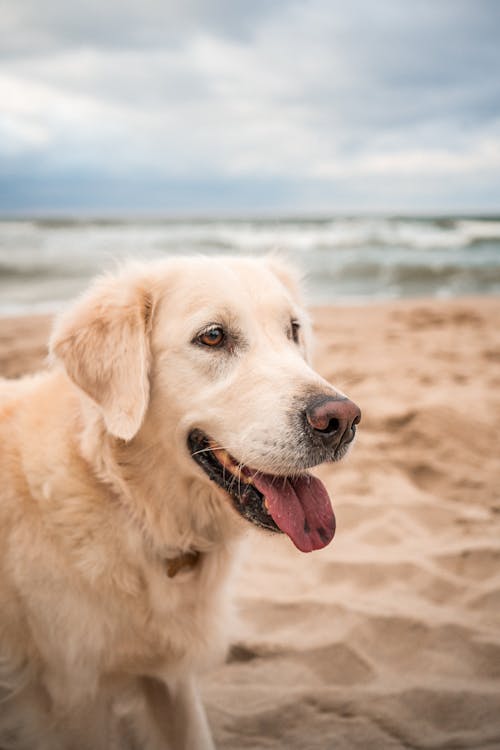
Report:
0,256,350,749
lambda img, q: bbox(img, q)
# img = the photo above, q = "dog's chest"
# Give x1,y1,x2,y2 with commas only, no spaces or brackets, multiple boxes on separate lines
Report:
99,551,231,676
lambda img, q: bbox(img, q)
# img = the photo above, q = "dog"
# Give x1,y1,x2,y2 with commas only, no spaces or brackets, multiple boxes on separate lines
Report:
0,256,360,749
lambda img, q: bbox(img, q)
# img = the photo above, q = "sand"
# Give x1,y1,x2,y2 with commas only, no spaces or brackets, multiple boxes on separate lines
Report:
1,299,499,749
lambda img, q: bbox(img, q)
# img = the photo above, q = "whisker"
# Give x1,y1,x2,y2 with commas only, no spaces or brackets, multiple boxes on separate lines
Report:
248,469,261,484
190,445,231,458
190,442,302,492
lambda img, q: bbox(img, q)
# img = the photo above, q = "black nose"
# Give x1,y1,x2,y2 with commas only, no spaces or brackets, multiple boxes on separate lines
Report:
305,396,361,449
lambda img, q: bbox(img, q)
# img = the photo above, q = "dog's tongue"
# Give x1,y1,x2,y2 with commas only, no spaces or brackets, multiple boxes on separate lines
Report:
252,473,335,553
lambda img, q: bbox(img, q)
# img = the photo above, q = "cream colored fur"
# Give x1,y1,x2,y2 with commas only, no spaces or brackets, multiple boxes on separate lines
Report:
0,256,341,749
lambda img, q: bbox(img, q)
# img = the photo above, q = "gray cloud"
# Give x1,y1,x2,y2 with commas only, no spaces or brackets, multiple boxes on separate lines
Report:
1,0,297,56
1,0,499,213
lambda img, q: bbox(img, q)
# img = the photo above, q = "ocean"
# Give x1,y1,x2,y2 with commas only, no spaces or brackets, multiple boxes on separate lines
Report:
1,216,499,315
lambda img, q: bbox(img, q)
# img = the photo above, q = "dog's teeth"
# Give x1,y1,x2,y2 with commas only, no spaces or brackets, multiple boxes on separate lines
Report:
217,449,232,466
211,445,245,476
238,473,252,484
209,444,233,469
208,442,254,482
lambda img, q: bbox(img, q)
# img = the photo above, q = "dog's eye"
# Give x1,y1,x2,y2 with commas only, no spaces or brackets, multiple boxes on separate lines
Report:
290,320,300,344
198,326,225,348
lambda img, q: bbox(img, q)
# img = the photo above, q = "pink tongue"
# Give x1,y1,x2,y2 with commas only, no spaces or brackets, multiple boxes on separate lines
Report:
252,473,335,553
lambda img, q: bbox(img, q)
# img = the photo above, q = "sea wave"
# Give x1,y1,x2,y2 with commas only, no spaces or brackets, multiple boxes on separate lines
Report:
0,216,499,312
16,216,500,249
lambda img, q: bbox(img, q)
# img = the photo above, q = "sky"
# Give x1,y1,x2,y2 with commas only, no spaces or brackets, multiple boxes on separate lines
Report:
1,0,500,216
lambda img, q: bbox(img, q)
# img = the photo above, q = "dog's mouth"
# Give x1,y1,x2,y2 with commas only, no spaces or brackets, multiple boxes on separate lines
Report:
188,429,335,553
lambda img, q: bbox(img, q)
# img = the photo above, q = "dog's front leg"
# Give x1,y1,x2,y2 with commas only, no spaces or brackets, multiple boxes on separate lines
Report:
167,676,215,750
140,674,215,750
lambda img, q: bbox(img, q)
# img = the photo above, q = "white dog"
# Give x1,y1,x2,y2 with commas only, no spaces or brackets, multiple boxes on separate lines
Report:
0,256,360,749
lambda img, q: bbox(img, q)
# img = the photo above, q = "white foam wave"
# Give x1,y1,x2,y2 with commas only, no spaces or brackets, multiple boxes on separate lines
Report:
1,216,499,312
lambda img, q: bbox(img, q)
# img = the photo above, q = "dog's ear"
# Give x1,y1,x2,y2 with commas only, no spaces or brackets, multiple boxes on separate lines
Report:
50,271,154,440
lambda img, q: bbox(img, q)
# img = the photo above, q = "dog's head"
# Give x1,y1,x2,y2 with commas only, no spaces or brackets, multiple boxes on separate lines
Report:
51,256,360,553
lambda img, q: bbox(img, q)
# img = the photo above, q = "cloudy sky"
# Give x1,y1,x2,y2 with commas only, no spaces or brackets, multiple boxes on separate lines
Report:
1,0,499,215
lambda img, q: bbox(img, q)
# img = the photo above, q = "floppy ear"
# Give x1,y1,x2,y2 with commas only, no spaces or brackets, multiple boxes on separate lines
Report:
50,271,154,441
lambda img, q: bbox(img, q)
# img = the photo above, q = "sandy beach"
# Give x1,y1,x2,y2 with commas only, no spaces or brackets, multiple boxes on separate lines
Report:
1,298,499,750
